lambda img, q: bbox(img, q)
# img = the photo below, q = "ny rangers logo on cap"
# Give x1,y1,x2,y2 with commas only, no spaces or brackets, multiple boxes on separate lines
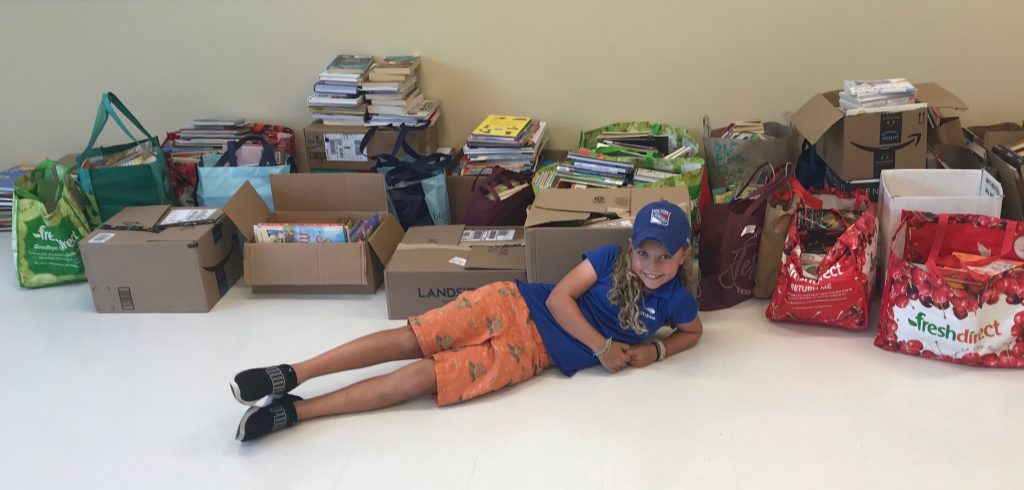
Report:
650,208,671,226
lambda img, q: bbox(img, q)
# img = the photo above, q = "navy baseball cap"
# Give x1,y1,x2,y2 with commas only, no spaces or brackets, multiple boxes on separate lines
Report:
631,201,690,255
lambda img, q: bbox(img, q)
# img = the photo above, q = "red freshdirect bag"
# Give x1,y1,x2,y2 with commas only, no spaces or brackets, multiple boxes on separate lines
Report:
765,189,878,329
877,212,1024,368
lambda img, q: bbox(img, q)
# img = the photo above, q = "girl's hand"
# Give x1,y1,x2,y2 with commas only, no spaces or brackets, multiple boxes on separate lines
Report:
599,342,631,373
627,344,658,368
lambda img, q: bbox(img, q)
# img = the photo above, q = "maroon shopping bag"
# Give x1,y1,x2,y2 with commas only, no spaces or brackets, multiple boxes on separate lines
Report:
697,163,786,311
462,167,535,226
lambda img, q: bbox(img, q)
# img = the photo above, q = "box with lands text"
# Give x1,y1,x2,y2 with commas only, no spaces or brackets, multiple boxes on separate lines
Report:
385,225,526,319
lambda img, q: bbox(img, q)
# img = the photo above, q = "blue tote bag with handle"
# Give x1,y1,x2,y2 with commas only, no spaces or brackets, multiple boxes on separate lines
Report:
363,124,452,229
197,135,290,210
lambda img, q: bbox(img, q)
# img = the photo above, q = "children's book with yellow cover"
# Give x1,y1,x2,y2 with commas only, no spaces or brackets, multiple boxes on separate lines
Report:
471,115,532,138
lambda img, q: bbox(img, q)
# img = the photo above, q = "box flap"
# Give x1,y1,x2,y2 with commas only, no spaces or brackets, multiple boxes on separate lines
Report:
466,246,526,270
271,173,388,212
915,82,968,111
223,182,272,242
524,206,593,228
791,92,844,143
366,213,404,265
402,225,464,246
629,187,691,216
532,188,630,215
104,205,171,230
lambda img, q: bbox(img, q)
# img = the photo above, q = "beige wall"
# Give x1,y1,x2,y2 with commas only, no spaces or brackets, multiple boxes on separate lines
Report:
1,0,1021,166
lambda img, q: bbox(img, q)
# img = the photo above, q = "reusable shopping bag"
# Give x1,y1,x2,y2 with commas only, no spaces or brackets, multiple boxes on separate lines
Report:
76,92,172,224
13,160,94,288
197,135,289,209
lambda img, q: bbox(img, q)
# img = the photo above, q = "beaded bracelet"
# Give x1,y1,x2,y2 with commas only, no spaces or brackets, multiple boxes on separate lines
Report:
654,340,667,362
593,337,614,358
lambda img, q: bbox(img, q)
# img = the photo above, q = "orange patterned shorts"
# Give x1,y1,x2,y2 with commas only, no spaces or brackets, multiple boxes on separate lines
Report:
409,281,552,407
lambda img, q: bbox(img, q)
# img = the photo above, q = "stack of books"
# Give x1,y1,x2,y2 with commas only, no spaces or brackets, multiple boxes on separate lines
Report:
308,54,373,125
535,149,632,189
0,165,35,232
364,56,438,126
718,120,768,140
839,78,919,113
165,118,250,150
592,131,698,160
456,115,548,176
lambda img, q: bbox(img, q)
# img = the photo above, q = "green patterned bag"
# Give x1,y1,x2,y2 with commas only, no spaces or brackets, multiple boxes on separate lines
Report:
13,160,94,288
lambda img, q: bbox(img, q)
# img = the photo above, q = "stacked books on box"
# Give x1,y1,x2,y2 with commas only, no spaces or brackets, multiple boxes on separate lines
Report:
839,78,920,113
0,165,35,232
363,56,442,127
253,212,382,244
534,149,633,189
308,54,373,125
165,118,250,151
456,115,548,176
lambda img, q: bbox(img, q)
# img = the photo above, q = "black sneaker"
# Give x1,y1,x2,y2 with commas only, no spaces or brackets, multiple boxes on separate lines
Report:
235,394,302,442
230,364,298,406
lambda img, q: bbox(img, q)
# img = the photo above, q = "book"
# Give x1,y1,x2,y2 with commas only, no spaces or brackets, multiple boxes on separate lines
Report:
366,88,422,102
313,82,359,96
313,114,367,125
843,78,917,97
361,75,418,94
472,115,532,138
254,223,350,244
372,55,420,76
326,54,373,75
307,94,366,108
367,92,425,115
318,71,366,84
841,102,928,116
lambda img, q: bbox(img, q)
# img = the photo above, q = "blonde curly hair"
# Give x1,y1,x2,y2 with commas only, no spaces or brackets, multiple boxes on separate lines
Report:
607,245,692,335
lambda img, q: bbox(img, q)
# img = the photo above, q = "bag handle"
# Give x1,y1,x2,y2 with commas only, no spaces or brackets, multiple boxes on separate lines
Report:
214,135,278,168
925,214,951,277
22,160,66,214
82,93,154,159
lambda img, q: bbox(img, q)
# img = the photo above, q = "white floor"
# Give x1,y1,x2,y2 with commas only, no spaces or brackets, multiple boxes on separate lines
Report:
2,237,1021,490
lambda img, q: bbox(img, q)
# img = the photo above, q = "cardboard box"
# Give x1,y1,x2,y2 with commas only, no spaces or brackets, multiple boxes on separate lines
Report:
222,173,404,294
302,122,439,172
878,169,1003,272
79,206,243,312
523,186,690,283
792,82,967,182
967,122,1024,151
927,144,986,170
384,225,527,319
989,148,1024,220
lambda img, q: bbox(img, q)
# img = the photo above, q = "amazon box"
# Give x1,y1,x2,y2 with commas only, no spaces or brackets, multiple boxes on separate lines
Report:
792,82,967,182
384,225,526,319
303,122,438,172
523,186,690,284
222,174,404,294
79,206,243,312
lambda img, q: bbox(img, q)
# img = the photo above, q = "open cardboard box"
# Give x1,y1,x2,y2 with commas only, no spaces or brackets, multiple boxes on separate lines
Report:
792,82,967,182
223,173,404,294
524,186,690,284
385,225,527,319
79,206,243,312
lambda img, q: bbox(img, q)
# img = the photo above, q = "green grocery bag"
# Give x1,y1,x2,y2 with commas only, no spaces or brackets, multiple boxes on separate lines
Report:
76,92,172,225
13,160,94,288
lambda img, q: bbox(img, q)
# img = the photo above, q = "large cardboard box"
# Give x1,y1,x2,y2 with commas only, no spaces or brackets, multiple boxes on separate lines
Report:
989,148,1024,220
303,122,439,172
792,82,967,182
384,225,527,319
523,186,690,283
79,206,243,312
222,173,404,294
878,169,1003,272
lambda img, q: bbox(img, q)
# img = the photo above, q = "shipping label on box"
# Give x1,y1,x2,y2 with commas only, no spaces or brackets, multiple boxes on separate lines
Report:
323,133,367,162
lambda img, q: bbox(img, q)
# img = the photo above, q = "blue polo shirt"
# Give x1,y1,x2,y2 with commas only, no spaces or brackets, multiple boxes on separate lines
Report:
516,244,698,376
